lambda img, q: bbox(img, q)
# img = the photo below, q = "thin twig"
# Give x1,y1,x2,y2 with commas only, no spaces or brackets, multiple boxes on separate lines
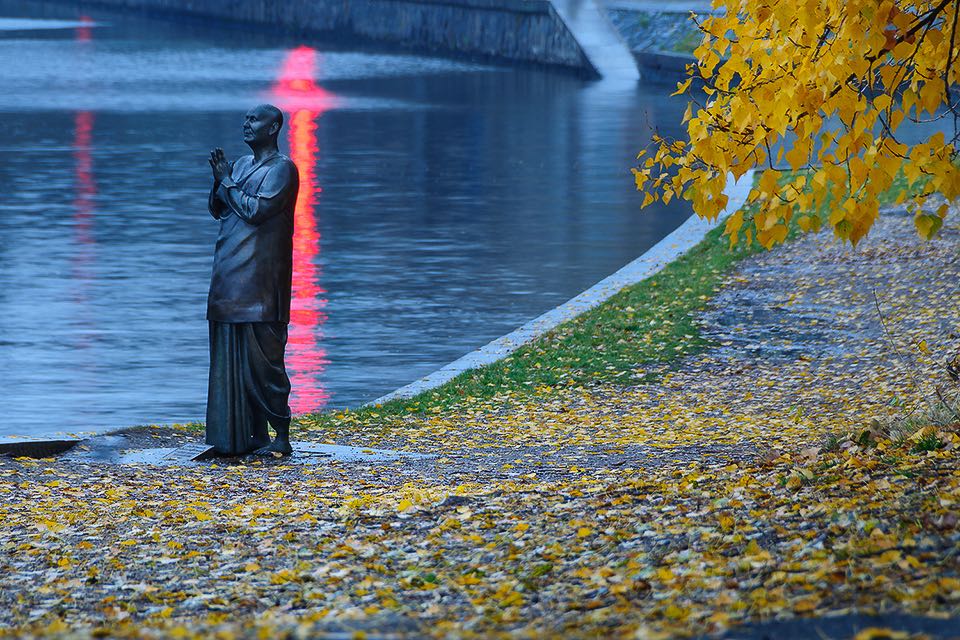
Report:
934,385,960,420
872,288,936,412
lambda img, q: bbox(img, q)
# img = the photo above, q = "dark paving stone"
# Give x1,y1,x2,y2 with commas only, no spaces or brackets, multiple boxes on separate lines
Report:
708,613,960,640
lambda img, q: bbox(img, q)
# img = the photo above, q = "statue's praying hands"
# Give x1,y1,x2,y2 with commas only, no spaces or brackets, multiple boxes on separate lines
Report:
208,147,231,184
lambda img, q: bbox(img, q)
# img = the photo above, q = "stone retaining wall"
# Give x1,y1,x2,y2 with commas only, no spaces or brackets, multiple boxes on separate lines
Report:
633,49,695,84
53,0,595,74
606,6,706,84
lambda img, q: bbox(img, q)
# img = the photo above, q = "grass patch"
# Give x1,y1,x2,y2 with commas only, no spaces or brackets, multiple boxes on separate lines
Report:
911,432,946,453
872,390,960,445
379,222,760,409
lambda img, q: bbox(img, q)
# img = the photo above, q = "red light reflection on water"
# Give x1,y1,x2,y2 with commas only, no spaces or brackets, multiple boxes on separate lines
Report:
72,19,96,342
270,46,338,412
73,110,95,245
73,18,96,246
76,14,93,42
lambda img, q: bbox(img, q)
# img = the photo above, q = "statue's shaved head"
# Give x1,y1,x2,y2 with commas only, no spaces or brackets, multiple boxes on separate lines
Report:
242,104,284,148
255,103,284,133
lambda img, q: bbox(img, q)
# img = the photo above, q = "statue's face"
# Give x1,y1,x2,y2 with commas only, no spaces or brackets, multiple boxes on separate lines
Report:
242,107,279,145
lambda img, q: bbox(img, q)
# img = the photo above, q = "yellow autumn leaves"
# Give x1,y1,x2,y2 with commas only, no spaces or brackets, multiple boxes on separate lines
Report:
635,0,960,247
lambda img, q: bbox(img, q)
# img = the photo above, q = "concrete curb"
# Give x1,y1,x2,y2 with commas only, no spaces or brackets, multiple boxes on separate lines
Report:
369,170,754,405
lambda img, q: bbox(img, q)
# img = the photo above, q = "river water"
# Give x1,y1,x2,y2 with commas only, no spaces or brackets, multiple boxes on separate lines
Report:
0,1,693,437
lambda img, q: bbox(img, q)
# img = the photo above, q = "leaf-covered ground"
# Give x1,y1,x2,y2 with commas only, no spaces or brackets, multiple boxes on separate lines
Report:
2,207,959,639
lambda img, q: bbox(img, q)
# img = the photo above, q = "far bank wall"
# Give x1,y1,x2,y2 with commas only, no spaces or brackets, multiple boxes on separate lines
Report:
55,0,596,75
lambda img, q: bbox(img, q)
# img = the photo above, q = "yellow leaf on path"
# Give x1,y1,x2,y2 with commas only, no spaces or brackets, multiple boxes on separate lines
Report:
879,549,902,564
188,507,211,522
657,567,676,582
38,519,65,533
270,569,296,585
854,628,911,640
792,596,819,613
706,611,730,626
397,499,413,512
718,514,735,532
664,603,688,620
577,527,593,538
910,426,935,442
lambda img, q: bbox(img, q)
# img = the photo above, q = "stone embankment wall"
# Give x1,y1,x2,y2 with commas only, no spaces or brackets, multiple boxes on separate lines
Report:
58,0,596,75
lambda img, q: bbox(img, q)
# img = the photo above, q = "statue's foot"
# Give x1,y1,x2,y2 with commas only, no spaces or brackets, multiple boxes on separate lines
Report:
252,439,293,457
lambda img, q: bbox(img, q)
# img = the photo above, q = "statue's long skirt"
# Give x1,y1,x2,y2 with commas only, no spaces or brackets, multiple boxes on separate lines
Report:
205,321,291,455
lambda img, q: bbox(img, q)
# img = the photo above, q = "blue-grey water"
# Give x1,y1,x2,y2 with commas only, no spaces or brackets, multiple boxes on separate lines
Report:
0,1,693,437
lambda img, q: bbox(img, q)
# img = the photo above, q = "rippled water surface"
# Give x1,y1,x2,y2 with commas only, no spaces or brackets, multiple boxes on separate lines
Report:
0,1,694,436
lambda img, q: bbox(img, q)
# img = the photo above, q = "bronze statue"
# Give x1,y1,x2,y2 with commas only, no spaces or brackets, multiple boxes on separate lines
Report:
205,104,300,456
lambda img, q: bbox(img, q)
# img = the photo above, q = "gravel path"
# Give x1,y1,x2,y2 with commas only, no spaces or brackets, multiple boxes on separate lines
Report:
2,205,958,638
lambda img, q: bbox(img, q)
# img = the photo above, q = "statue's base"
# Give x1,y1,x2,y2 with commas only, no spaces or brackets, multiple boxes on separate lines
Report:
39,430,435,466
162,443,217,463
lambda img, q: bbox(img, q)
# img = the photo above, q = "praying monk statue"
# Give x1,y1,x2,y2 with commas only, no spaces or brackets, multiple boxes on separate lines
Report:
206,104,300,456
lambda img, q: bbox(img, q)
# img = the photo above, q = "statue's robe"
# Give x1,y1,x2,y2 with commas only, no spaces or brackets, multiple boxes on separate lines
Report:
205,153,299,455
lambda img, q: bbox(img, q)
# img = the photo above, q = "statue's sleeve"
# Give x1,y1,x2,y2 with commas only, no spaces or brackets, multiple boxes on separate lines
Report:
217,160,299,226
